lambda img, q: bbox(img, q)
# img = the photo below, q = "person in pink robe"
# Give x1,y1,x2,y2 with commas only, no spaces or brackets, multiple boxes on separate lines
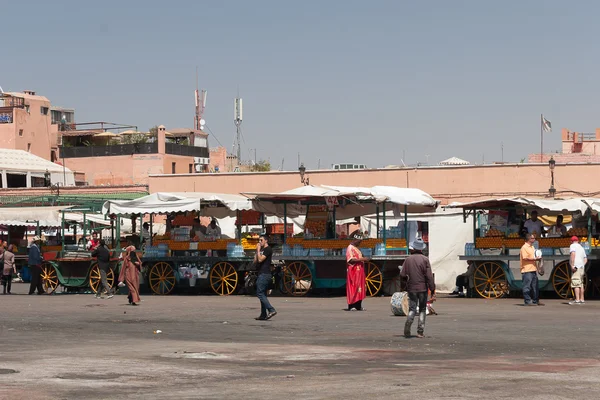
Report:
346,234,369,311
119,245,141,305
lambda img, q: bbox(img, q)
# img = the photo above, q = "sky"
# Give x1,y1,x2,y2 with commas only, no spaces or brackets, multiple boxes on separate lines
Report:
3,0,600,170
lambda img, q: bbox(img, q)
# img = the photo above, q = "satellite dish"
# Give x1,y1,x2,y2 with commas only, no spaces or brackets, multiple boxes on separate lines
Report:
200,119,205,126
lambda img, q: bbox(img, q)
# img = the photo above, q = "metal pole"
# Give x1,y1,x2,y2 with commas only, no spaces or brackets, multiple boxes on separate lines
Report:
404,205,408,253
382,201,387,248
472,210,477,244
83,213,87,245
61,210,65,249
333,207,336,239
375,204,380,238
116,216,121,249
150,214,153,247
283,203,287,245
540,114,543,163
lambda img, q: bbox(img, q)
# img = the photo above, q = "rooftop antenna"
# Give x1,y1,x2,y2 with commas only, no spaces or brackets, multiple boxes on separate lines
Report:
280,158,284,171
234,95,242,162
194,67,207,131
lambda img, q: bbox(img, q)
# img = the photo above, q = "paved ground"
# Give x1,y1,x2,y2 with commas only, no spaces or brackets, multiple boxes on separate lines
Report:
1,284,600,400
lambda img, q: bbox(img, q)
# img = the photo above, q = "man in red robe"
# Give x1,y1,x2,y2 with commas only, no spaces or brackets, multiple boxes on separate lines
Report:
346,234,369,311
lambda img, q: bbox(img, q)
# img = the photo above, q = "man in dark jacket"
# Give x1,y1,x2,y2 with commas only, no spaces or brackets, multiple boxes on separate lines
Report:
91,240,113,299
28,236,45,295
400,238,436,338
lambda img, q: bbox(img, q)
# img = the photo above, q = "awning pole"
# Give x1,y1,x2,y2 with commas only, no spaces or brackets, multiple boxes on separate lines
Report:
404,205,408,253
376,204,380,239
283,203,287,245
382,201,387,248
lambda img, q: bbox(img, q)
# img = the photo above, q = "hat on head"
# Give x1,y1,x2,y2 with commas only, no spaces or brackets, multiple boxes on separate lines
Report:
409,238,427,251
351,232,363,240
32,235,41,242
571,236,579,242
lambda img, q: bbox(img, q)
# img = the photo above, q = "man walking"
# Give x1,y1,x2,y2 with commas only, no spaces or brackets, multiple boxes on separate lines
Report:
92,239,114,299
400,238,435,338
254,235,277,321
28,236,45,295
520,233,542,306
569,236,587,305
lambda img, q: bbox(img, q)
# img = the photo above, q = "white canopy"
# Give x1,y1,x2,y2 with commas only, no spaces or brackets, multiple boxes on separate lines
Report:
0,206,69,226
244,185,439,218
63,212,112,226
439,157,470,165
447,197,592,214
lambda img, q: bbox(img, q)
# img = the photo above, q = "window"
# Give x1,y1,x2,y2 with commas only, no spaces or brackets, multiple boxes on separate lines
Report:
41,106,49,115
19,129,23,137
25,105,30,113
27,143,31,152
189,164,193,173
51,150,57,162
172,162,176,174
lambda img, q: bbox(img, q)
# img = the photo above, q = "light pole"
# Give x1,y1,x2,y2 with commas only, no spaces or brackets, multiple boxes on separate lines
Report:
298,163,309,186
548,157,556,198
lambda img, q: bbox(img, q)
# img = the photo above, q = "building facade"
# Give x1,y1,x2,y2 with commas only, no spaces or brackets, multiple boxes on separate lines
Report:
0,91,74,163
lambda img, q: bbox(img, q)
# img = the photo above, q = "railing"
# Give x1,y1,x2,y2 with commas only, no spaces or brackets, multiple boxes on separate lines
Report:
59,143,209,159
579,133,596,142
59,143,158,158
165,143,209,158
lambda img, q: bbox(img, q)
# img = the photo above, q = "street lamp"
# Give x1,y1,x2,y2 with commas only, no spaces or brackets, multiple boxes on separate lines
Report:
298,163,309,186
548,157,556,198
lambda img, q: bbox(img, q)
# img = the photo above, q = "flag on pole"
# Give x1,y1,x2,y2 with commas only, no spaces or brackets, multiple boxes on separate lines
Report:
542,115,552,132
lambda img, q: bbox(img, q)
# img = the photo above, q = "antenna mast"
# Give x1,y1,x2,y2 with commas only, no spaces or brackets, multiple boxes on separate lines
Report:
234,96,243,162
194,68,207,131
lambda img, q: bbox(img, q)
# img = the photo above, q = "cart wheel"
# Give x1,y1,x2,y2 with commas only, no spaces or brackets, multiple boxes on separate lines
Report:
41,262,59,294
364,262,383,297
473,261,508,299
282,262,312,296
89,265,115,294
209,262,239,295
148,262,176,295
551,261,586,299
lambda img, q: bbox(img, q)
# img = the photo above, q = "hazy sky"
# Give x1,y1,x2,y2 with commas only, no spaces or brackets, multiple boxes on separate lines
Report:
3,0,599,169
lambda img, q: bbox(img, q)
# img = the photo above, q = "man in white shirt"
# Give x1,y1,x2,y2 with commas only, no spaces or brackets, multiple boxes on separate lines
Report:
524,211,545,237
569,236,587,305
205,218,222,239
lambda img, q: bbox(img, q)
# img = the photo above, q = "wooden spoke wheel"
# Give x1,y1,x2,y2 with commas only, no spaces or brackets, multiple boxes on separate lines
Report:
209,262,239,296
473,261,508,299
282,262,312,296
552,261,586,299
364,262,383,297
148,262,176,295
89,265,115,294
41,262,59,294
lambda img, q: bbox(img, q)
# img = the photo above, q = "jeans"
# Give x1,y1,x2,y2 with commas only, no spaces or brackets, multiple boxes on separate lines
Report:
98,269,113,295
256,273,276,318
2,274,12,294
522,271,539,304
405,291,428,336
455,275,467,292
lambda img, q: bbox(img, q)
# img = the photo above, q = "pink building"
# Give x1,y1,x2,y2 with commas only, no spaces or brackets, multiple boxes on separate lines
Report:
528,128,600,163
61,125,210,186
0,90,74,163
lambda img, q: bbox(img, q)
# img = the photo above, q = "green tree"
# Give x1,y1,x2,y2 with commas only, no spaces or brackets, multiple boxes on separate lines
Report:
253,160,271,172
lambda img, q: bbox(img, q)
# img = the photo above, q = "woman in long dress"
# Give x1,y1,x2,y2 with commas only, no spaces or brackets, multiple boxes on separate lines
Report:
346,234,368,311
119,245,141,305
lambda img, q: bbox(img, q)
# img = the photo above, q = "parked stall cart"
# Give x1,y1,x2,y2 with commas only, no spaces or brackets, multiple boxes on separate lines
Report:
243,185,439,297
448,197,599,299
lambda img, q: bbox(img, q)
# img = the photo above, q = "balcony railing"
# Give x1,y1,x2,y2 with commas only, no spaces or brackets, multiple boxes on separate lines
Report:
165,143,209,158
59,142,209,159
0,107,14,123
60,143,158,158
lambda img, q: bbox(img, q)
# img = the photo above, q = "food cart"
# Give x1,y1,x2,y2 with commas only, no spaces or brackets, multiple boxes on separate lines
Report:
448,197,599,299
243,185,440,296
102,192,266,296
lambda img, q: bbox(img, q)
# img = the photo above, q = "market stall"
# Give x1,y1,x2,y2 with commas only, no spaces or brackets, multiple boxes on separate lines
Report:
102,192,268,296
243,185,439,296
447,197,600,299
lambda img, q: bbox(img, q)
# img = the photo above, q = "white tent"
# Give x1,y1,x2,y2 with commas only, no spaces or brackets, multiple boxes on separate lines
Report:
439,157,470,166
0,206,69,226
0,149,75,187
359,208,473,293
245,185,439,219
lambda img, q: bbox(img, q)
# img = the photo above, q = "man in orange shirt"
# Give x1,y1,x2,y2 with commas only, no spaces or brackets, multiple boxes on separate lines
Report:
520,233,542,306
